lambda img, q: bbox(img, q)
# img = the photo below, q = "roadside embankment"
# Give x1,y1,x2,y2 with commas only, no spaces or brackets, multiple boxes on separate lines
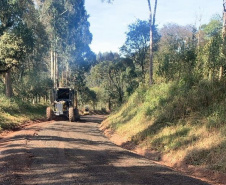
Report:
0,94,46,132
101,80,226,184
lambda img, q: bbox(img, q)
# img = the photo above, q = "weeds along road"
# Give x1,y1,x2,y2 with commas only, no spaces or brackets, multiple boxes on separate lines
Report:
0,115,210,185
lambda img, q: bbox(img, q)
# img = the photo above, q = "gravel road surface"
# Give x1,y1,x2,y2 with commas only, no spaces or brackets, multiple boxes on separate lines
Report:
0,115,210,185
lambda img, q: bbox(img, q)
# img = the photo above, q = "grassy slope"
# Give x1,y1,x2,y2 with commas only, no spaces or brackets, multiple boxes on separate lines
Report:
102,80,226,173
0,94,46,131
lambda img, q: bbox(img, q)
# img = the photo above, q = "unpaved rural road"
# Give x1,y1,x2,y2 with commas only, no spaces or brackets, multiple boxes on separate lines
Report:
0,115,210,185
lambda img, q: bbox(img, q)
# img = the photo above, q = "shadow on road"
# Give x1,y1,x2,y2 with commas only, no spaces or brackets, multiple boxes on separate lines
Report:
0,116,210,185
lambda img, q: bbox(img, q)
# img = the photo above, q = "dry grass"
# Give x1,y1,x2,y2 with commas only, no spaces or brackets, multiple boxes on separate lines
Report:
0,94,46,131
102,80,226,173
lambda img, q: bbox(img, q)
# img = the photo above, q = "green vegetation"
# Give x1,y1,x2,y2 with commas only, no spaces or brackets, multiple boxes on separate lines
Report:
0,0,50,98
0,94,46,131
0,0,95,100
0,0,96,123
0,0,225,174
98,13,226,173
102,80,226,172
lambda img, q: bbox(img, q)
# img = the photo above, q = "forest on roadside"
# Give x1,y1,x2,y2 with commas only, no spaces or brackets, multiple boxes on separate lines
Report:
88,15,225,110
0,0,226,175
99,2,226,176
0,0,96,128
0,0,225,111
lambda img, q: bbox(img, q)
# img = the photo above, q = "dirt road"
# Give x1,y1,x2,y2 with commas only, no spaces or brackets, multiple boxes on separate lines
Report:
0,115,210,185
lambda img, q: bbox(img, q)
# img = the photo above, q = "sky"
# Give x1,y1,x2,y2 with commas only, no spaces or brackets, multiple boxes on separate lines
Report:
85,0,222,54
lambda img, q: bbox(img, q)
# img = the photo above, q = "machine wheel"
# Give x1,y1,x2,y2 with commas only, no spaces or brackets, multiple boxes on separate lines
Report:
46,107,53,121
69,107,75,122
74,108,80,121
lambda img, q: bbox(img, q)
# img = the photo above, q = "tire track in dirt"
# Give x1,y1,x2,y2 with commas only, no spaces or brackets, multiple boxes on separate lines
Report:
0,115,210,185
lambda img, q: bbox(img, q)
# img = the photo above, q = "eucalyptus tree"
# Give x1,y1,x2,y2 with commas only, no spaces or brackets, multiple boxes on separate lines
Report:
147,0,158,85
221,1,226,79
37,0,95,90
19,3,49,101
102,0,158,85
121,20,160,83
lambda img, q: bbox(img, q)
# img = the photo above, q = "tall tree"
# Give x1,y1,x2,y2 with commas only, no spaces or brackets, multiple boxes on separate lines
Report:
0,0,35,74
121,20,160,83
147,0,158,85
0,0,44,97
37,0,95,89
102,0,158,85
220,0,226,79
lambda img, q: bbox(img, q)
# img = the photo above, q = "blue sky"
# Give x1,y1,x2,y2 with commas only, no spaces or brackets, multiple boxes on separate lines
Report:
85,0,222,54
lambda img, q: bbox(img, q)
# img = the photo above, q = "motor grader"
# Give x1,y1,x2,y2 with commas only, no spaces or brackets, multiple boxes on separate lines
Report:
46,87,80,122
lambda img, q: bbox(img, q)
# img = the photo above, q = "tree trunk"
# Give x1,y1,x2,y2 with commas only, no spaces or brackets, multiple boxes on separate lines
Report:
147,0,158,85
118,87,123,105
61,71,64,87
149,25,154,85
74,90,78,109
220,0,226,80
209,70,213,81
108,98,111,112
56,52,59,87
51,50,53,79
66,66,68,87
5,70,13,98
141,53,146,83
219,66,223,80
53,51,56,87
35,95,38,104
